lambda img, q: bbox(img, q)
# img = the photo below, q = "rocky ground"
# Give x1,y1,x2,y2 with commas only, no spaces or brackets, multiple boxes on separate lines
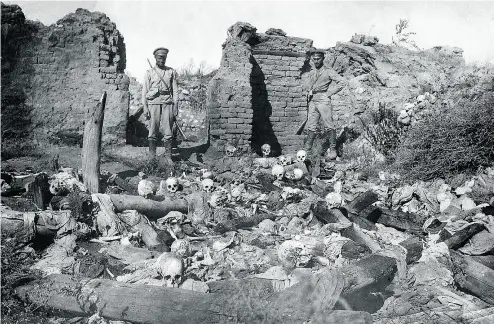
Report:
2,138,494,323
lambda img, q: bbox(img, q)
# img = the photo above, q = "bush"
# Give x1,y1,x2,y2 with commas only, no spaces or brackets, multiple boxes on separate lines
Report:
359,103,407,160
392,94,494,181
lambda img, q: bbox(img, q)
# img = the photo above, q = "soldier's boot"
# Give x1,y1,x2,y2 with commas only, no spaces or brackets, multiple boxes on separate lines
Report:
162,138,174,166
326,129,338,160
148,139,157,160
304,131,317,161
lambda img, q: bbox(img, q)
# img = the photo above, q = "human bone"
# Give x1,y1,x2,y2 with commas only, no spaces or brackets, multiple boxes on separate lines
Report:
325,192,343,209
138,179,156,198
278,155,292,166
296,150,307,162
261,143,271,157
201,178,214,192
258,219,278,234
170,239,191,258
225,143,237,157
271,165,285,181
291,168,304,180
165,177,179,193
155,254,184,288
208,190,229,207
201,169,213,179
278,240,312,268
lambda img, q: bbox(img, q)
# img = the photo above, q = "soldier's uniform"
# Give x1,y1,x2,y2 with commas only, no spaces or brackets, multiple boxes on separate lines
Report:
305,50,346,159
142,47,179,164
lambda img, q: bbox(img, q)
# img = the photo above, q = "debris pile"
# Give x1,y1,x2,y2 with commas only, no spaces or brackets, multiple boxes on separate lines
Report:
2,145,494,323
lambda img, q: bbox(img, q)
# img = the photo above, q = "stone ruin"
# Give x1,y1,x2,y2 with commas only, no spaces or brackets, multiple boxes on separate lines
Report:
2,3,466,155
207,22,465,156
1,3,129,145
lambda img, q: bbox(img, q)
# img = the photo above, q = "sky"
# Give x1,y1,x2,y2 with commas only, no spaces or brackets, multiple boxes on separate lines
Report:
7,1,494,81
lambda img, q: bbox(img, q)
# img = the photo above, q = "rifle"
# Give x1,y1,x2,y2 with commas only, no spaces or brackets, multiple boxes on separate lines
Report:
295,92,310,135
146,58,189,141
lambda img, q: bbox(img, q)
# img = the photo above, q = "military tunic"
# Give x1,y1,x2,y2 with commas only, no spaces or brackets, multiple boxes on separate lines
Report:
305,65,346,132
142,66,179,141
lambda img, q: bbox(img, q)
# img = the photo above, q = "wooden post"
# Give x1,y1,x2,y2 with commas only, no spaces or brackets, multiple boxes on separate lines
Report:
82,92,107,193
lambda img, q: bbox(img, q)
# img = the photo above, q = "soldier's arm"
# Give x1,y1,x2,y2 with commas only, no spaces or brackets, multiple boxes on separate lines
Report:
172,69,179,105
326,68,347,97
142,70,150,112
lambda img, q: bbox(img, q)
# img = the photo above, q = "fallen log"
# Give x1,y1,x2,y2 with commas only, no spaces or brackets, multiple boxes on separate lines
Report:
32,173,52,210
364,207,426,236
471,255,494,270
82,92,106,193
441,222,485,249
16,253,397,323
0,208,70,239
110,194,189,220
451,251,494,305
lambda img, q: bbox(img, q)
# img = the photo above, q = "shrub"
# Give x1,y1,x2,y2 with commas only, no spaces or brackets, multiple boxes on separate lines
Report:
392,94,494,181
359,102,407,161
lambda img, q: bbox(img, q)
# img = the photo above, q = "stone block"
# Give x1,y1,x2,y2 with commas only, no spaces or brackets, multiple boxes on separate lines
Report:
228,118,244,124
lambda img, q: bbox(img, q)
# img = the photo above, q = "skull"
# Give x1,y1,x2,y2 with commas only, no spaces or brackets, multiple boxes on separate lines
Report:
278,155,292,166
201,178,214,192
271,164,285,181
278,240,313,269
296,150,307,162
261,143,271,157
208,190,229,207
230,183,245,201
292,168,304,181
200,169,213,179
49,178,67,196
156,254,184,288
165,177,179,193
225,144,237,157
170,239,191,258
325,192,343,209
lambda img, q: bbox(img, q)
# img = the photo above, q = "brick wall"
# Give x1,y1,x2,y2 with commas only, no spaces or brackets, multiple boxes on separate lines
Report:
207,23,315,155
1,4,129,146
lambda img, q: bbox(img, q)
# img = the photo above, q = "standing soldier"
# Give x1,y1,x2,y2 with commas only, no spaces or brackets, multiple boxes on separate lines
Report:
142,47,179,165
305,49,346,160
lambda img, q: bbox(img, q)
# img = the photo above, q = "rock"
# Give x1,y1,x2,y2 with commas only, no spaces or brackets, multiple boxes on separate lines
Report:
265,28,286,36
416,94,426,102
227,21,257,43
180,278,210,293
461,197,477,211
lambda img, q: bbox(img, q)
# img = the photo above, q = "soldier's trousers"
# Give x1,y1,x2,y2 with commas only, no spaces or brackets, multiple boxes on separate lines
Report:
148,103,174,141
306,93,335,132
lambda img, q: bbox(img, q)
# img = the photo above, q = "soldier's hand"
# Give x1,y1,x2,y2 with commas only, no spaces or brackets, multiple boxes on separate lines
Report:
143,109,150,120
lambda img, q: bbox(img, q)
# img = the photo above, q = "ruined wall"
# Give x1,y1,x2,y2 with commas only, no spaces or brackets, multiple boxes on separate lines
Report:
1,4,129,146
207,23,313,155
207,22,466,156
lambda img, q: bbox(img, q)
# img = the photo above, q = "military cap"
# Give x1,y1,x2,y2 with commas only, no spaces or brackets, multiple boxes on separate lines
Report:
310,48,326,56
153,47,169,56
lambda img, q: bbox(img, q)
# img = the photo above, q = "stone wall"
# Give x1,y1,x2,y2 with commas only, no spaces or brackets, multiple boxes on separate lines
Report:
1,4,129,146
207,23,466,156
207,22,313,155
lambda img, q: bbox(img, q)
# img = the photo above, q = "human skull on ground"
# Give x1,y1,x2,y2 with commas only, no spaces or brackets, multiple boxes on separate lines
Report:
287,168,304,181
171,239,191,258
208,190,229,207
278,240,312,268
155,254,184,288
261,144,271,158
165,177,179,193
278,155,292,166
296,150,307,162
225,144,237,157
325,192,343,209
271,165,285,181
201,178,214,193
138,179,156,198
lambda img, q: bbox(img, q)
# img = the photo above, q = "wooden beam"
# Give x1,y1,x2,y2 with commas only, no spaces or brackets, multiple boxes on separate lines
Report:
82,92,107,193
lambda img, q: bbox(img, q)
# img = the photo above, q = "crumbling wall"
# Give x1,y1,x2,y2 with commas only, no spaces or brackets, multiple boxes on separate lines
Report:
207,23,313,155
1,4,129,146
207,23,466,156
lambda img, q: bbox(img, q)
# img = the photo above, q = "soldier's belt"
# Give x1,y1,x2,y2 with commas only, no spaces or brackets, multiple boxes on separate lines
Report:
312,90,327,94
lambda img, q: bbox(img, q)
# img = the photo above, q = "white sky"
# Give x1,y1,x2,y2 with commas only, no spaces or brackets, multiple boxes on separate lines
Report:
7,1,494,81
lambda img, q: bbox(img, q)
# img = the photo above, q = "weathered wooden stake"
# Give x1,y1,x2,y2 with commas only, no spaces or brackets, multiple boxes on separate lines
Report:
82,92,107,193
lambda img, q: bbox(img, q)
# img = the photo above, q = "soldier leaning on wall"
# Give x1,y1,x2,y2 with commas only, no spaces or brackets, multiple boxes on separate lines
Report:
142,47,179,165
304,49,347,160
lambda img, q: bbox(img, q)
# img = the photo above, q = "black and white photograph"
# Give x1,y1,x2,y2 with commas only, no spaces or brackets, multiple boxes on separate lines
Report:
1,1,494,323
